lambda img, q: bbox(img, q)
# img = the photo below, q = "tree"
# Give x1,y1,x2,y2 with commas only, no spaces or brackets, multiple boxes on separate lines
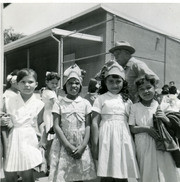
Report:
4,27,26,45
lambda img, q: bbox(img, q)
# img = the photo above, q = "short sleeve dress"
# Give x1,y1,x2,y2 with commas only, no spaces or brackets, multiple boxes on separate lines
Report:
42,89,57,140
49,96,96,182
4,93,44,172
92,91,139,179
129,100,180,182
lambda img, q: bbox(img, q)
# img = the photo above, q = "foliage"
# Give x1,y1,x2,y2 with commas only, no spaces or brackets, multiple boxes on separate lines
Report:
4,27,26,45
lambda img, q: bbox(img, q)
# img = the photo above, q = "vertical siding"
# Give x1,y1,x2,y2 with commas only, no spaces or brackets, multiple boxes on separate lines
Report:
166,38,180,89
113,18,166,87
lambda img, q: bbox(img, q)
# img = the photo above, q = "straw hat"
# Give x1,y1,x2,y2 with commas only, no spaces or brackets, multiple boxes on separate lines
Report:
109,41,135,54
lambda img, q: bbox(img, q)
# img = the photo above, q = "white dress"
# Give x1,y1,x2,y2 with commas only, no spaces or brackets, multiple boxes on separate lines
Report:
92,92,139,179
49,96,96,182
4,93,44,172
42,89,57,140
129,100,180,182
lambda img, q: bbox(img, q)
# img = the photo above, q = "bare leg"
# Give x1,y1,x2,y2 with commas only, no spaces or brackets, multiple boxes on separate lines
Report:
101,177,114,182
20,169,34,182
4,171,18,182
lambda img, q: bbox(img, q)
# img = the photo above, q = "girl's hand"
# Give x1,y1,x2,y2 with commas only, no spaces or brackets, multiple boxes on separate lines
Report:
146,126,161,141
156,109,170,124
71,145,86,159
1,114,12,127
65,144,76,156
39,141,47,151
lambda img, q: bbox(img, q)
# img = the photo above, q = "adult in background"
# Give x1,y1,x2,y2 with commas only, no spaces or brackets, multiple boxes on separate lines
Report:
109,40,159,102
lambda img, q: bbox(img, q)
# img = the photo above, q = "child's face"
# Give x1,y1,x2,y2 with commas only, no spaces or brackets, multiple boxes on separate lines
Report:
18,75,37,96
105,75,123,94
138,80,155,101
46,78,59,91
65,78,81,97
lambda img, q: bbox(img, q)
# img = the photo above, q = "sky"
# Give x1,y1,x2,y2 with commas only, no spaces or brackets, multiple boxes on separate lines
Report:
3,2,180,39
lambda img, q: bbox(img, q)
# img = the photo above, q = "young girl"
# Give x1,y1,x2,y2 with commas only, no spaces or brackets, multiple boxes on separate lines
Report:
3,68,45,182
129,75,180,182
84,78,100,106
41,71,60,173
49,64,96,182
1,70,19,180
92,60,139,182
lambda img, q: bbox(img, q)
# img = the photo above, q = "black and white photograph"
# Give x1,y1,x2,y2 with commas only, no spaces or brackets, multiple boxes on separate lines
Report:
1,1,180,182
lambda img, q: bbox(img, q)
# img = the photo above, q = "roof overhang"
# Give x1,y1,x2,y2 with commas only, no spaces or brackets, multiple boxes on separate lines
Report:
52,28,103,42
4,28,103,53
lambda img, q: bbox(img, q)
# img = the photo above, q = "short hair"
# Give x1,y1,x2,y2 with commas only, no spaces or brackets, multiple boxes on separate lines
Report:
169,81,175,85
136,75,156,89
88,79,99,93
45,72,60,81
169,86,177,94
17,68,37,82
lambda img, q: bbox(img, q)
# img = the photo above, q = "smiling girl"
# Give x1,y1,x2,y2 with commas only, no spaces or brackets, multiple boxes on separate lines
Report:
49,64,96,182
91,60,139,182
129,75,180,182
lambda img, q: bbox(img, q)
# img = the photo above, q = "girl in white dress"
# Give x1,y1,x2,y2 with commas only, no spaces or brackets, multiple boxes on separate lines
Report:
91,60,139,182
4,68,45,182
129,75,180,182
49,64,96,182
41,71,60,171
1,70,19,179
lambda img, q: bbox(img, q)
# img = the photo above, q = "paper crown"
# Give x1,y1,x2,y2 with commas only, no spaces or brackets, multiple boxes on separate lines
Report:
99,60,125,80
63,64,86,85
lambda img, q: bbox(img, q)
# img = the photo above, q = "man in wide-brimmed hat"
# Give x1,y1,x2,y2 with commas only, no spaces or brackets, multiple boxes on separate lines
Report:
109,40,159,102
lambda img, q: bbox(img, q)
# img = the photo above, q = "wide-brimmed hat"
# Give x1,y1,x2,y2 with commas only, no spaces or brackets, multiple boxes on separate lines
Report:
109,41,135,54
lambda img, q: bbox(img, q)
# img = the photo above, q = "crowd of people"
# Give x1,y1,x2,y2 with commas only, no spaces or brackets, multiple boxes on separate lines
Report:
0,41,180,182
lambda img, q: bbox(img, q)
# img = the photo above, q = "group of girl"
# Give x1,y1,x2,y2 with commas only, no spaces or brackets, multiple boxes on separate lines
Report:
1,60,180,182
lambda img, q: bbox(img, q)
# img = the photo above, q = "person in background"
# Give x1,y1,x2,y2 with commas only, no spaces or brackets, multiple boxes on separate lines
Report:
109,40,159,103
41,71,60,175
1,70,19,180
129,75,180,182
84,78,100,106
49,64,96,182
160,85,180,112
3,69,19,99
169,81,180,95
3,68,45,182
92,60,139,182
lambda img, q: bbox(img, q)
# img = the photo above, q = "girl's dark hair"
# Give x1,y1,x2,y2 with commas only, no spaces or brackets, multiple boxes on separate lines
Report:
63,81,82,94
88,78,99,93
17,68,37,82
135,75,156,88
169,86,177,95
45,72,60,81
6,69,19,89
98,75,129,102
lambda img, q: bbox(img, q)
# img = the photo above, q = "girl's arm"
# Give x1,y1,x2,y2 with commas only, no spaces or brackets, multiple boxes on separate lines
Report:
130,125,160,141
91,111,101,160
155,109,172,127
72,113,91,159
37,108,47,149
53,113,75,154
